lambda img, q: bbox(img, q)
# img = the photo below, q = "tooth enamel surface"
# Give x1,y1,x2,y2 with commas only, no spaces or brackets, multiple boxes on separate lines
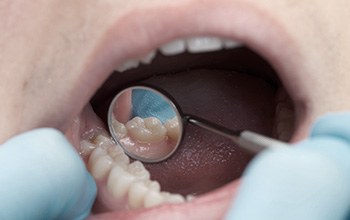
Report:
187,37,223,53
164,117,180,140
128,161,151,181
126,117,167,143
140,51,156,64
116,60,140,72
107,166,136,199
112,120,127,139
165,194,186,204
94,135,114,149
79,140,96,157
224,40,242,49
160,39,186,56
89,154,114,180
128,181,149,209
144,190,164,208
88,147,108,166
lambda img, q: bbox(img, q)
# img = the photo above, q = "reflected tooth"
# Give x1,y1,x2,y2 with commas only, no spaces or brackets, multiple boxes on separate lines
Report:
126,117,167,143
164,117,180,140
107,166,136,199
128,161,151,181
144,190,164,208
116,60,139,72
128,181,149,209
160,39,186,56
140,51,156,64
187,37,223,53
112,120,128,139
89,154,113,180
224,40,242,49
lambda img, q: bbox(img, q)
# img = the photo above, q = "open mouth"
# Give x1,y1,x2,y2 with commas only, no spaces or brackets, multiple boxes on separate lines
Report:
60,2,314,219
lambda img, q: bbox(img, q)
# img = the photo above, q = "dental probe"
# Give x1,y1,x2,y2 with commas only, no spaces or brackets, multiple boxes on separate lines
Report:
185,115,290,154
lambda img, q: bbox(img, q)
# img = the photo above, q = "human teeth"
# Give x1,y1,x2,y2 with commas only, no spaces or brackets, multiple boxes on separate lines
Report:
128,161,151,181
111,120,128,139
79,140,96,157
126,117,167,143
164,117,181,140
160,39,186,56
107,166,136,199
94,135,114,149
224,40,242,49
144,190,164,208
128,181,149,209
187,37,223,53
89,147,108,165
116,60,140,72
89,154,114,180
140,51,156,64
163,193,185,204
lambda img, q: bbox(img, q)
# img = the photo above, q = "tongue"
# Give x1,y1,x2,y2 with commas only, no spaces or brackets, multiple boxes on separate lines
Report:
137,69,276,195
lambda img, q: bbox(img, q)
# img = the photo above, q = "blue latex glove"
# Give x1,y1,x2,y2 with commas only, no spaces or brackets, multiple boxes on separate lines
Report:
0,128,97,220
226,112,350,220
132,89,176,122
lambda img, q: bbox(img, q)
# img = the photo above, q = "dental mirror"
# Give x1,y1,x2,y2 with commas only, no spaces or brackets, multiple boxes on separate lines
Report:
108,85,290,163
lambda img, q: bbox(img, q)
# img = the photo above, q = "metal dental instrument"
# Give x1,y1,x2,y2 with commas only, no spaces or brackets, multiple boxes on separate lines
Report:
108,85,290,163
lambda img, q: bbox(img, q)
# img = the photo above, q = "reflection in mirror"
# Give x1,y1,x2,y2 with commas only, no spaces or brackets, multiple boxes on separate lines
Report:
108,86,183,163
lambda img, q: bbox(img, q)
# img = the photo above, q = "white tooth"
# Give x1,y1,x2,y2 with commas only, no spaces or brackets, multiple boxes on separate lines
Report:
107,166,136,199
164,193,185,204
187,37,223,53
164,117,181,140
128,161,151,181
147,180,161,192
79,140,96,157
94,135,114,149
144,190,165,208
140,51,156,64
160,39,186,56
224,40,242,49
89,147,107,166
186,195,195,202
116,60,140,72
111,119,128,139
126,117,167,143
128,181,149,209
89,154,114,181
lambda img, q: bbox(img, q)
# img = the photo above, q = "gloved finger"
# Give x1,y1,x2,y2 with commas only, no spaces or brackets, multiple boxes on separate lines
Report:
132,89,176,122
226,113,350,220
0,128,97,220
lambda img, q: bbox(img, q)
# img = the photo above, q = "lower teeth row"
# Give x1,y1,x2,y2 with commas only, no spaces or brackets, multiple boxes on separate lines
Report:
80,134,190,210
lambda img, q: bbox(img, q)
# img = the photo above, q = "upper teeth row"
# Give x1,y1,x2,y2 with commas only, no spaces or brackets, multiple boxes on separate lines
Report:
116,36,242,72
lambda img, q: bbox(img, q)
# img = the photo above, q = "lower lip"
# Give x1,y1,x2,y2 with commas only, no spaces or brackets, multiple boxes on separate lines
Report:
87,179,240,220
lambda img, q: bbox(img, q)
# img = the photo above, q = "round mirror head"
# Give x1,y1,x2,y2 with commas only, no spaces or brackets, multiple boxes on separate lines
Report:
108,86,183,163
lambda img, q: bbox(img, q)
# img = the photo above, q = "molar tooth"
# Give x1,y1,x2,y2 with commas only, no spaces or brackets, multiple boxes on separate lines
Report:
94,135,114,149
186,195,195,202
126,117,167,143
89,154,113,181
107,166,136,199
164,117,181,140
160,39,186,56
140,51,156,64
89,147,107,165
111,120,127,139
112,153,130,169
79,140,96,157
128,161,151,181
187,37,223,53
116,60,139,72
128,181,149,209
164,193,185,204
144,190,165,208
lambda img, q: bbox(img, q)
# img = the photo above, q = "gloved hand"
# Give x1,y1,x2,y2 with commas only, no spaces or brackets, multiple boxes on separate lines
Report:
226,112,350,220
132,88,176,122
0,128,97,220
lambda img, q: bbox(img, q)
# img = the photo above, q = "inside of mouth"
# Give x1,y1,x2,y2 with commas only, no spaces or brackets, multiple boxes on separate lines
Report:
84,40,295,211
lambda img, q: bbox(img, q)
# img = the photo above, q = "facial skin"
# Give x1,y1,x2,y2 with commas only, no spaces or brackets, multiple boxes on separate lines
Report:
1,0,350,219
